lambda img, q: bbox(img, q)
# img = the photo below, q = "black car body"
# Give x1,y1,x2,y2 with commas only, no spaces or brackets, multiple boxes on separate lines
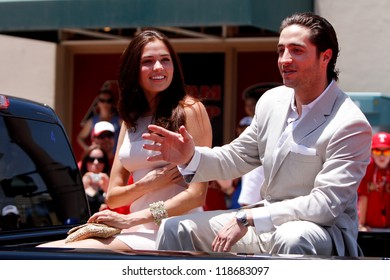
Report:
0,94,90,248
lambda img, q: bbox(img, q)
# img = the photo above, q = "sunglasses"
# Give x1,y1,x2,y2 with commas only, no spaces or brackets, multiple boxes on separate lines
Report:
86,156,105,163
98,98,113,104
95,132,114,140
372,149,390,156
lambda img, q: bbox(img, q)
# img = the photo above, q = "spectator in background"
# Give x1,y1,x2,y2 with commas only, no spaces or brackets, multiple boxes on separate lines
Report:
358,132,390,231
203,117,256,211
204,84,279,211
79,145,111,215
80,121,132,215
203,179,234,211
204,116,265,211
91,121,116,168
242,83,281,119
243,88,259,118
230,84,280,208
77,85,121,153
0,204,21,230
77,121,116,170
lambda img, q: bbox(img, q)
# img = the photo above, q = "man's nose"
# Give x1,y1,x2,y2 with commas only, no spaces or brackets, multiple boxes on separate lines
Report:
280,49,292,64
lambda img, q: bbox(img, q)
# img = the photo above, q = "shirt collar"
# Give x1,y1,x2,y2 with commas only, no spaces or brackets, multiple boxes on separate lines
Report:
289,80,335,122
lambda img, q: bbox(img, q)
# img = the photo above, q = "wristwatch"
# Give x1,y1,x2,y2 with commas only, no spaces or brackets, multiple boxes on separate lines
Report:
235,210,250,227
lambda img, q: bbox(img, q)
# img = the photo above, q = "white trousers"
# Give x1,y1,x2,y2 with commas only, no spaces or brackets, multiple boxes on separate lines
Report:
156,210,334,256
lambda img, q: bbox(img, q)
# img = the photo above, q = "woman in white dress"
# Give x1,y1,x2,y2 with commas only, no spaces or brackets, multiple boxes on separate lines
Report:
39,30,212,251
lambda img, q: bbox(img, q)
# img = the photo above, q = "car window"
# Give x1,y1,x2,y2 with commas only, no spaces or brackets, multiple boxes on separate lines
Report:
0,116,89,231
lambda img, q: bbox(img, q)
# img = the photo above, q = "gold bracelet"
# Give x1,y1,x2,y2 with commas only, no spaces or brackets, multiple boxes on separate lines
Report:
149,201,168,226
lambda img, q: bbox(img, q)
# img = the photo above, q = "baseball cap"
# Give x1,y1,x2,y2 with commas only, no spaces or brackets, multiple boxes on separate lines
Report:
372,132,390,149
92,121,115,138
239,116,253,127
2,205,19,216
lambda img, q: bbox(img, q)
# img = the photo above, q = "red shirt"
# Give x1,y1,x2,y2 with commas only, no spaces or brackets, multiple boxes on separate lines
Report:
358,158,390,228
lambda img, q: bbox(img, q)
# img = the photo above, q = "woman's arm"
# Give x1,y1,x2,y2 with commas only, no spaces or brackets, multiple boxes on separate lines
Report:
92,100,212,229
162,99,212,217
77,118,93,151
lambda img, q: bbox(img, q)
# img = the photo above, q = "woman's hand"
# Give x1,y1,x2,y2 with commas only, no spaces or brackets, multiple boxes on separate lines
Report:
83,172,109,192
98,173,110,193
137,163,183,193
82,173,93,187
88,209,132,229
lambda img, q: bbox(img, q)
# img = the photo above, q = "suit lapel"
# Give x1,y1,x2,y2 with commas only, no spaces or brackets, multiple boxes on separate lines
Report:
269,132,293,182
268,82,340,183
292,82,338,144
263,89,292,183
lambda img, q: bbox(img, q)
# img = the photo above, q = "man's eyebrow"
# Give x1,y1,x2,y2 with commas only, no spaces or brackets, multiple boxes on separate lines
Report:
277,43,305,48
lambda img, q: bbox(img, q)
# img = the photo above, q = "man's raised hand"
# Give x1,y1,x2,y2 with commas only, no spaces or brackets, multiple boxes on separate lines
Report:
142,125,195,165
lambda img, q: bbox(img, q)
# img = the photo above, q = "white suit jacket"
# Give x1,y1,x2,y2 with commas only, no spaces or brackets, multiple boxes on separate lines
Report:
193,82,372,256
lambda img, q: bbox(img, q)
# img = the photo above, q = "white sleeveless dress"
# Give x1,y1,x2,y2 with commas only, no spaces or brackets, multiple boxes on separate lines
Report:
114,116,203,250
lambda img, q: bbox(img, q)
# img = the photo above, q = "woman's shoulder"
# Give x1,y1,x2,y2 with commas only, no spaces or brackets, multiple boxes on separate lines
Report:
183,95,197,105
182,96,212,146
183,96,207,115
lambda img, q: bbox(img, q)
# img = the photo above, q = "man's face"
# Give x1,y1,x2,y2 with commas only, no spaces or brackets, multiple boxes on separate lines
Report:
372,148,390,169
277,24,328,93
244,98,257,117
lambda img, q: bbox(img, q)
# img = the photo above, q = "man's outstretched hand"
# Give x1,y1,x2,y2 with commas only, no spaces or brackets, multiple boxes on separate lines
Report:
142,125,195,165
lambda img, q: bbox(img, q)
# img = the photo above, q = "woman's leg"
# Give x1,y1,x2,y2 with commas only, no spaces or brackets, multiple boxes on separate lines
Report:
37,237,132,251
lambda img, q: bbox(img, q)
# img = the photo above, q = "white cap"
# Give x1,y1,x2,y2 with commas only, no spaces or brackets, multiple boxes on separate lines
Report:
239,116,253,127
2,205,19,216
92,121,115,138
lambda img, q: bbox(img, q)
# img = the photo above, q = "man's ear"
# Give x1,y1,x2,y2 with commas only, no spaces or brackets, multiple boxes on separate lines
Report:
322,49,332,63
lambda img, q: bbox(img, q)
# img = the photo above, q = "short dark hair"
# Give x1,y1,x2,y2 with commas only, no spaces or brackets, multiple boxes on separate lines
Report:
243,83,282,102
280,12,340,82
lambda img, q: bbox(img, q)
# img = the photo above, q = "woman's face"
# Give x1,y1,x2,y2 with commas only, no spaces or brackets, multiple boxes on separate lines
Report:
139,39,174,101
97,92,113,111
86,148,105,173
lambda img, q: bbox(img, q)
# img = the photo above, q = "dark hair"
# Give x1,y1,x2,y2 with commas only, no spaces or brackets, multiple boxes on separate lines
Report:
280,12,340,82
117,30,187,132
243,82,282,102
96,89,118,114
80,145,110,176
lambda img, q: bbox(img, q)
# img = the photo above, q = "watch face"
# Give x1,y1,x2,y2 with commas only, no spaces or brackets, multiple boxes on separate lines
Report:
236,210,249,226
236,211,246,220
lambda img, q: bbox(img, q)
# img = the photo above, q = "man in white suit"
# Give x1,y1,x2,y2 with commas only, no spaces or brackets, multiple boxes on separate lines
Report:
142,12,372,256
